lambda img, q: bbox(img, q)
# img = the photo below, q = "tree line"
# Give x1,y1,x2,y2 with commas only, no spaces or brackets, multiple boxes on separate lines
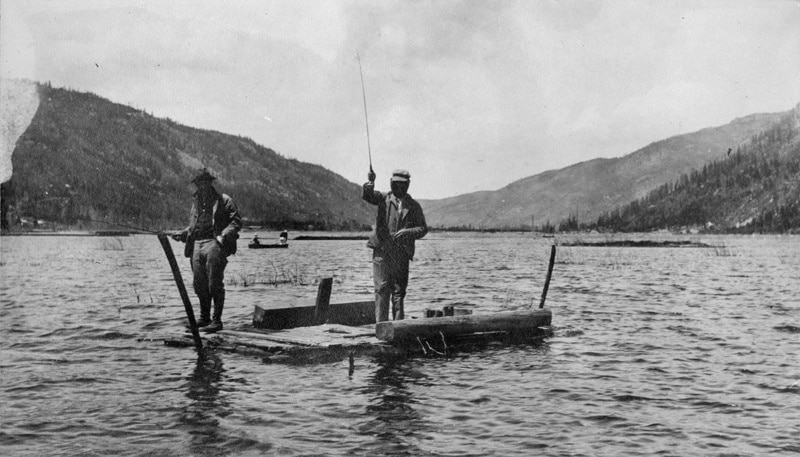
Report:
567,112,800,234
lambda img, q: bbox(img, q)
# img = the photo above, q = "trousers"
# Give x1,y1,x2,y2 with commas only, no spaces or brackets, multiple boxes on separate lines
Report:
372,248,409,322
191,239,227,320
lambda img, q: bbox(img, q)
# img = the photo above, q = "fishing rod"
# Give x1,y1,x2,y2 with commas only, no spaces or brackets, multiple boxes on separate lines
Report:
356,51,374,177
82,217,162,235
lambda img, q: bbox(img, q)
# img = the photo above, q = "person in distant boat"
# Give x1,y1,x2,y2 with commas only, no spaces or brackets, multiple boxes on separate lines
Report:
252,234,261,245
279,229,288,245
172,168,242,333
362,169,428,322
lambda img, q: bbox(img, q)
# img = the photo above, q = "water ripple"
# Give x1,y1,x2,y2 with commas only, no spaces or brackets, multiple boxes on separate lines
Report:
1,233,799,456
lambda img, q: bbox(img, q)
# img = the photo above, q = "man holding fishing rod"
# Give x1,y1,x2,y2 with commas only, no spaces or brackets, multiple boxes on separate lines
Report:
362,169,428,322
172,168,242,333
355,52,427,321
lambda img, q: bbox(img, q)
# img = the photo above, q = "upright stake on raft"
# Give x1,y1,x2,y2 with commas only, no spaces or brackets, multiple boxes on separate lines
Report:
314,277,333,325
539,245,557,309
157,233,204,354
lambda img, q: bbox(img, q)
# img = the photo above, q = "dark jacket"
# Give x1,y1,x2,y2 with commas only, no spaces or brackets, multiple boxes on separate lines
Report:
179,191,242,258
362,183,428,259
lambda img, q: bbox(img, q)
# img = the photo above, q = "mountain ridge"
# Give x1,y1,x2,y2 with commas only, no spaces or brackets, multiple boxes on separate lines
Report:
3,81,374,231
582,104,800,233
2,80,797,234
420,108,789,229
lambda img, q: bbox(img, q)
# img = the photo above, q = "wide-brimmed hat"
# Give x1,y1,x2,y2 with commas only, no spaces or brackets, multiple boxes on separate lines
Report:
191,168,216,183
390,169,410,182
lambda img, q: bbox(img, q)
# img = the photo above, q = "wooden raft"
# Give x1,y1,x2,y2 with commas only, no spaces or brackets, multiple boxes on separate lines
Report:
164,309,551,360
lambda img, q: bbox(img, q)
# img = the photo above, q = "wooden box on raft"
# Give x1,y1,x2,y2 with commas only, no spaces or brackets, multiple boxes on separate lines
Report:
252,278,375,330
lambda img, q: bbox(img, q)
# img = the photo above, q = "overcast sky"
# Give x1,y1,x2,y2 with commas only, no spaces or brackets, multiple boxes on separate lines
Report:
2,0,799,199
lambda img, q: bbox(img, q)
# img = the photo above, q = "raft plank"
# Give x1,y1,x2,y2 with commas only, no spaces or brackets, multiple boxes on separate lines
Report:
211,334,288,351
376,308,552,343
220,329,318,347
253,299,374,330
222,330,314,346
219,324,379,348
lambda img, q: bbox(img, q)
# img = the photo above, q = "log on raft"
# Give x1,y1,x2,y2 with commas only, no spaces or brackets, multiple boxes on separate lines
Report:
375,308,552,343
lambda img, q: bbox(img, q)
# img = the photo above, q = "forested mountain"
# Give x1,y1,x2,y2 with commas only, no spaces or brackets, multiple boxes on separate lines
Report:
3,82,373,231
421,109,787,229
4,80,798,235
581,104,800,233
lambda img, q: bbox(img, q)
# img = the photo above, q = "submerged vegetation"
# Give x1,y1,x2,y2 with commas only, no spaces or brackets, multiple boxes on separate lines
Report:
225,262,356,289
227,263,309,288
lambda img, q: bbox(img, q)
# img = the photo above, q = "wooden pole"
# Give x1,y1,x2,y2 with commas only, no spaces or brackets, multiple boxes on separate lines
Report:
314,277,333,325
539,245,556,309
157,234,204,354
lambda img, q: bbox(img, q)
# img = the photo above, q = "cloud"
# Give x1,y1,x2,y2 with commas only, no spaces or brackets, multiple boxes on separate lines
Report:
0,2,37,80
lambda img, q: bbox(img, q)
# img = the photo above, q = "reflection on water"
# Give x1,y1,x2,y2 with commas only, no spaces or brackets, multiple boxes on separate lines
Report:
181,354,227,453
358,356,426,455
1,233,799,456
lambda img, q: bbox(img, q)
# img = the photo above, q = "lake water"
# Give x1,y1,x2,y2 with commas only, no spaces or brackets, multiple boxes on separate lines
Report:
1,232,798,456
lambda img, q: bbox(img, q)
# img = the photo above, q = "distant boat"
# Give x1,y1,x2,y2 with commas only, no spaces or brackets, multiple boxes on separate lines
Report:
248,242,288,249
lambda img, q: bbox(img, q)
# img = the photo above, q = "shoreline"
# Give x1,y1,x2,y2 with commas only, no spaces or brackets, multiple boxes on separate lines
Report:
1,230,136,237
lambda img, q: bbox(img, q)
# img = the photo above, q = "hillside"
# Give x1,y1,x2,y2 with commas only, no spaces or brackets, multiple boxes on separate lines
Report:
421,109,787,229
3,82,374,231
4,80,797,235
584,104,800,233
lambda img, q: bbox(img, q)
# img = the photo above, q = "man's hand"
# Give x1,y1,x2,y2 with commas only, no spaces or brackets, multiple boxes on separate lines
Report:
367,170,376,183
172,232,187,242
392,228,411,241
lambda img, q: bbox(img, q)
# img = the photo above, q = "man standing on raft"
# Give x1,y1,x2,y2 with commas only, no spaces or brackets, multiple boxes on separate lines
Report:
362,169,428,322
173,168,242,333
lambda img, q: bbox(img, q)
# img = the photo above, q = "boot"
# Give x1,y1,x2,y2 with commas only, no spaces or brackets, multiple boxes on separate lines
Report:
203,291,224,333
197,301,211,327
203,319,223,333
186,301,211,329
